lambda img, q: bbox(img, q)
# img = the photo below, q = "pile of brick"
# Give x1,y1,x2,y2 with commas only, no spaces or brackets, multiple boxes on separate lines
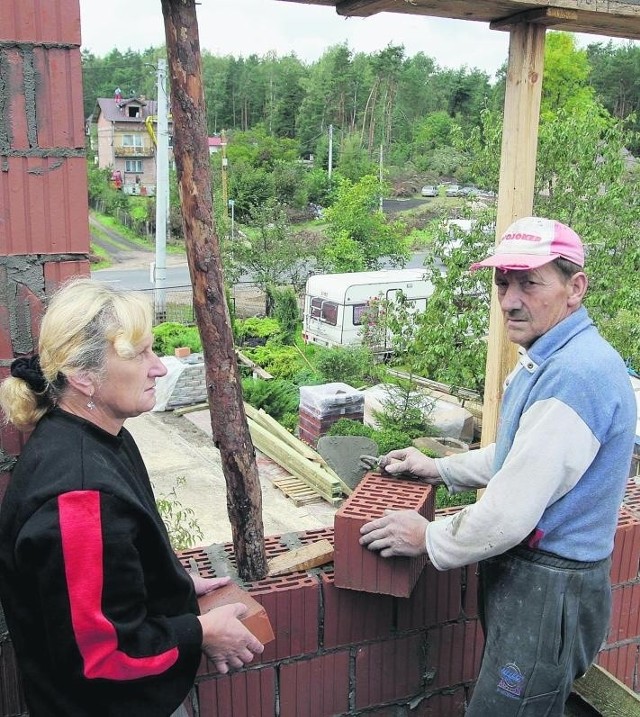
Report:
298,383,364,447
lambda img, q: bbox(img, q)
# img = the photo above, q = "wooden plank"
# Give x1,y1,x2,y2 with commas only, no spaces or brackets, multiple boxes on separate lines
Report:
481,22,545,448
572,664,640,716
276,0,640,40
267,539,334,576
245,403,353,496
247,418,344,503
272,477,322,506
491,7,578,30
236,350,273,379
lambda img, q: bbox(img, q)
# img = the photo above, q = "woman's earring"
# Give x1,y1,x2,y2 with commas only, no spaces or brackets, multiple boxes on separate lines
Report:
87,392,96,410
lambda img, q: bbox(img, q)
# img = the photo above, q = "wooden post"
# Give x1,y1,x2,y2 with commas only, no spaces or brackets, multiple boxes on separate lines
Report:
480,22,546,446
161,0,268,580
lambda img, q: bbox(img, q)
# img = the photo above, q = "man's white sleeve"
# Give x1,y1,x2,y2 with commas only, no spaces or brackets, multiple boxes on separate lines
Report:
426,397,600,571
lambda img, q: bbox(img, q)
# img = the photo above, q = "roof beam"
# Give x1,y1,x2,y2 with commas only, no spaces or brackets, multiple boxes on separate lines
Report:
491,7,578,31
336,0,388,17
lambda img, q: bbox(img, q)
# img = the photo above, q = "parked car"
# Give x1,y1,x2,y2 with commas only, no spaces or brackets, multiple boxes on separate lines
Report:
460,186,479,197
445,184,462,197
421,184,438,197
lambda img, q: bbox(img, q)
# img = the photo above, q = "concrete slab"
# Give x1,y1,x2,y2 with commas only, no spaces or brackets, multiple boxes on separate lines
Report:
125,410,337,548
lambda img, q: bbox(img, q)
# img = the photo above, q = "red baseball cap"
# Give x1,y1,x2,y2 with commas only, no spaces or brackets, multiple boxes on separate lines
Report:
470,217,584,271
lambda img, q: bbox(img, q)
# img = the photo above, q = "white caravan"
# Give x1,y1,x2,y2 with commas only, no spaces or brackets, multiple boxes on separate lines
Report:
302,268,434,352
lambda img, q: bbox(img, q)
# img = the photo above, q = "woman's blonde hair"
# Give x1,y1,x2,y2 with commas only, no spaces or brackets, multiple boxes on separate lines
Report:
0,278,153,429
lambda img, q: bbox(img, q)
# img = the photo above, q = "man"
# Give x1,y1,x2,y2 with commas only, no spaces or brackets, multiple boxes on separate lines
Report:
360,216,637,716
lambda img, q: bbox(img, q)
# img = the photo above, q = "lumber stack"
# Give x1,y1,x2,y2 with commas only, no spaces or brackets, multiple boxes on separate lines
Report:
244,403,351,506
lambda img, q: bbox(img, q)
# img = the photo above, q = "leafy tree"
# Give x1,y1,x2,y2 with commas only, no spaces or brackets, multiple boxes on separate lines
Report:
319,175,409,272
229,203,314,314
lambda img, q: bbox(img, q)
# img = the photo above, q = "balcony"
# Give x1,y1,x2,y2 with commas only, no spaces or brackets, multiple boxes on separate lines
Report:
114,144,154,158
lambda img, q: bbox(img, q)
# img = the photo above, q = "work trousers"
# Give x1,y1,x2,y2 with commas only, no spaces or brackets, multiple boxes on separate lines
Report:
466,546,611,717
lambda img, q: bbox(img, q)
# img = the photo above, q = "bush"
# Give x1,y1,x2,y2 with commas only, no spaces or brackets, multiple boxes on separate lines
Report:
269,285,301,345
235,317,281,345
314,345,380,386
152,322,202,356
243,344,306,380
242,378,299,421
326,418,417,455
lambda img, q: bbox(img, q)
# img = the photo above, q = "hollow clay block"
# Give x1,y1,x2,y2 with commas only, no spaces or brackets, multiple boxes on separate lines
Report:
198,582,275,644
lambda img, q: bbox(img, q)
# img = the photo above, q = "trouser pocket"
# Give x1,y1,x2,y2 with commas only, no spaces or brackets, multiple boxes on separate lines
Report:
516,689,560,716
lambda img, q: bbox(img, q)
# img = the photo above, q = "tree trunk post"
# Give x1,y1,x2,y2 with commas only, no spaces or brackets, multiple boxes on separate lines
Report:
161,0,267,580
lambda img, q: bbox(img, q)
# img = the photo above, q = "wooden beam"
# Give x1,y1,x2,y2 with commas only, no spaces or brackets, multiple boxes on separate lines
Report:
572,664,640,715
491,7,578,31
267,539,334,576
481,22,546,447
336,0,387,17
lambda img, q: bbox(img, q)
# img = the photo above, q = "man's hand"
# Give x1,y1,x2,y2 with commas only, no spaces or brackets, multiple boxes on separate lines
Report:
359,509,429,558
380,447,443,485
198,603,264,675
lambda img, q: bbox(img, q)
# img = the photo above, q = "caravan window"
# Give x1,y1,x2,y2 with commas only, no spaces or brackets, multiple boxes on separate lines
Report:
310,297,338,326
353,303,367,326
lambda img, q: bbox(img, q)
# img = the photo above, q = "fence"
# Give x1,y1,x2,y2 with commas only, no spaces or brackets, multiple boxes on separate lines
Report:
137,283,267,325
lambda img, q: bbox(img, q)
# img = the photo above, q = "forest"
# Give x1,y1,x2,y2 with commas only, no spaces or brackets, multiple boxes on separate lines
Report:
83,34,640,393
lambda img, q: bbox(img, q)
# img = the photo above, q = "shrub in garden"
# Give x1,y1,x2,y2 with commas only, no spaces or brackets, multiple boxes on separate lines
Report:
152,322,202,356
242,344,306,380
314,345,381,386
242,378,299,422
235,317,281,346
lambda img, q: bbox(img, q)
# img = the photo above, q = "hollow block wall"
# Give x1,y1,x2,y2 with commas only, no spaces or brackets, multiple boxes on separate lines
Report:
0,2,89,712
2,472,640,715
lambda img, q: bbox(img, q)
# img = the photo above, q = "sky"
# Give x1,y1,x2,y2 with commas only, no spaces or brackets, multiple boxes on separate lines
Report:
78,0,633,80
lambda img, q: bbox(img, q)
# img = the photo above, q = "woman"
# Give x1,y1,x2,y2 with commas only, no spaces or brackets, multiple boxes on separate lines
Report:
0,279,263,717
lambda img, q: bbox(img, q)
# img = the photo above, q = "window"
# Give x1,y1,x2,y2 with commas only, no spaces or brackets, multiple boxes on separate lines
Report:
309,297,338,326
125,160,143,173
122,134,143,148
353,304,367,326
127,106,141,118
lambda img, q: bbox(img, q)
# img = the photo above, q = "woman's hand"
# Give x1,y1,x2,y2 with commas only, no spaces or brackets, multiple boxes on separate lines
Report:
198,604,264,674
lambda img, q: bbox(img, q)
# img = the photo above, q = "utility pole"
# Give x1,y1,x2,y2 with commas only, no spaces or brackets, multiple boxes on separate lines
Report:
328,124,333,181
154,58,169,322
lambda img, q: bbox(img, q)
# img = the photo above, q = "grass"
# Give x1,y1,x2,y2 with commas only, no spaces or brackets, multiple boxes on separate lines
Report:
92,211,186,256
90,242,111,270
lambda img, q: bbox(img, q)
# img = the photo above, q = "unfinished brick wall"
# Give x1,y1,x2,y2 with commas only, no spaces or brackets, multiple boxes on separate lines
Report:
2,474,640,715
0,2,89,712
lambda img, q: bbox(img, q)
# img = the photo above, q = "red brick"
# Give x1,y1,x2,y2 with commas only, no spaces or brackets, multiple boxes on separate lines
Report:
412,688,467,717
462,564,479,619
248,573,321,663
427,621,483,690
624,479,640,519
279,651,349,717
320,568,395,648
43,259,90,290
608,582,640,644
355,633,425,709
334,472,433,596
397,562,463,631
596,643,639,691
33,47,85,149
1,156,89,256
611,507,640,585
197,667,276,717
5,49,29,149
0,0,81,45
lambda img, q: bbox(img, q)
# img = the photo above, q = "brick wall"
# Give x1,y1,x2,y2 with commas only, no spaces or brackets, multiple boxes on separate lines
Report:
0,1,89,713
2,474,640,715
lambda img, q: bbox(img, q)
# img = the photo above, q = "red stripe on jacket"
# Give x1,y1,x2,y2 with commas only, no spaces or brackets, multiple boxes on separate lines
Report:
59,490,179,680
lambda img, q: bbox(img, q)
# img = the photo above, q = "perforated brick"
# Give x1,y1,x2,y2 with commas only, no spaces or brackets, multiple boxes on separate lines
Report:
334,472,433,596
197,667,276,717
427,620,483,690
354,633,425,709
597,642,640,691
607,581,640,644
397,562,463,631
611,506,640,584
279,651,349,717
